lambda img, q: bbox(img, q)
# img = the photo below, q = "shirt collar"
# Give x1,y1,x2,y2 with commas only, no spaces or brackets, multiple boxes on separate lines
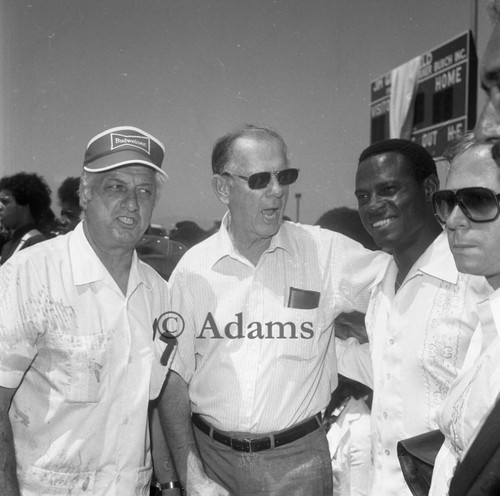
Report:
416,231,458,284
488,288,500,337
210,212,292,268
69,221,149,291
371,257,391,289
268,219,294,256
371,231,458,289
131,253,153,292
475,288,500,344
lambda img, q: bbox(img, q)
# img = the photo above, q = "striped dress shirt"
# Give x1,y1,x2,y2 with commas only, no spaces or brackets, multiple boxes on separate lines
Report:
170,215,388,433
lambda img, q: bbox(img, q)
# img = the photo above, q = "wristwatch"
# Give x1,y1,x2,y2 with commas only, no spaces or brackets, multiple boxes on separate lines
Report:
153,480,183,495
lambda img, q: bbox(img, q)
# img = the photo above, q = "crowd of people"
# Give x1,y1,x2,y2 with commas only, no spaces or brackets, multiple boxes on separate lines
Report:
2,1,500,496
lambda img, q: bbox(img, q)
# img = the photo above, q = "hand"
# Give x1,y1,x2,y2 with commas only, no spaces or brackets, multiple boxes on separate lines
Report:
186,475,230,496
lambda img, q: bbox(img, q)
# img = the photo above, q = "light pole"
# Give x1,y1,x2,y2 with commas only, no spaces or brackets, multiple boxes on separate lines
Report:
295,193,302,223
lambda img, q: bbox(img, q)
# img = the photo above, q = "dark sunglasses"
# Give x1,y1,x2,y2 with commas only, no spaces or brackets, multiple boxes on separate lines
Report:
432,187,500,223
222,168,299,190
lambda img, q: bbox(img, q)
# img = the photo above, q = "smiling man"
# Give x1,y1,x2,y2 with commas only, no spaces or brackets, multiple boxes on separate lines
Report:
158,125,389,496
0,126,174,495
337,138,490,496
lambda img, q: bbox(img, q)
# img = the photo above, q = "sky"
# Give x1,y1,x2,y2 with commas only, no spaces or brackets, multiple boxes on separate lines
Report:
0,0,492,231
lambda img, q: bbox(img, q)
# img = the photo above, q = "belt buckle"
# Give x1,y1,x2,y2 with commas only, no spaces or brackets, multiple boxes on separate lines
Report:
245,438,254,454
230,437,252,453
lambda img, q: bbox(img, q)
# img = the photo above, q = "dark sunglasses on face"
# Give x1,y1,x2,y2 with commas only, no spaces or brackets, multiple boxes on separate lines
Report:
432,187,500,224
222,168,299,190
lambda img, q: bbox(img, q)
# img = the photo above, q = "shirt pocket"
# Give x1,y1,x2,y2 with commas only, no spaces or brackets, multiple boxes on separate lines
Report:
276,307,319,362
45,331,110,403
22,465,95,495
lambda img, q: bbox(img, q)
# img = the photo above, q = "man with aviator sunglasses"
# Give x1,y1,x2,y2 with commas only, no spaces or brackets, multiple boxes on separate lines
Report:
430,2,500,493
158,124,389,496
429,134,500,496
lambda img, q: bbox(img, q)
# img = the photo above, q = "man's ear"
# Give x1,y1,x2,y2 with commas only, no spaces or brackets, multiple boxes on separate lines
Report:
212,174,230,206
423,174,439,201
79,186,92,210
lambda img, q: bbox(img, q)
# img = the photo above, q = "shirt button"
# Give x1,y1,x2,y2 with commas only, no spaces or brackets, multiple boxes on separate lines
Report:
386,373,391,379
385,449,390,456
383,412,388,419
389,338,395,345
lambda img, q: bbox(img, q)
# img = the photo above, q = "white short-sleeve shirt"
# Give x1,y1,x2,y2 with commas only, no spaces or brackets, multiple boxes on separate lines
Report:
337,232,491,496
170,216,389,433
0,222,172,496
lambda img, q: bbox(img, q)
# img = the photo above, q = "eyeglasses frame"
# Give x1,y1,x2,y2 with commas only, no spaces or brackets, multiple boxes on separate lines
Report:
221,168,300,190
432,187,500,224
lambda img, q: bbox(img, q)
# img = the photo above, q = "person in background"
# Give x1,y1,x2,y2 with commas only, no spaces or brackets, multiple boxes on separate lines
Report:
0,172,52,264
0,222,8,253
0,125,175,495
336,139,491,496
158,124,389,496
57,176,82,232
316,206,378,251
324,374,372,496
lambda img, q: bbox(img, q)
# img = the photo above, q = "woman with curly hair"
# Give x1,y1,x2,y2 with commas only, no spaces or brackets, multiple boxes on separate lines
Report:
0,172,53,264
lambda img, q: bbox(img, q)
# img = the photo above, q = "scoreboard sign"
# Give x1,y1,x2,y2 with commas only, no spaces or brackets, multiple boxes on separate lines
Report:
370,31,477,158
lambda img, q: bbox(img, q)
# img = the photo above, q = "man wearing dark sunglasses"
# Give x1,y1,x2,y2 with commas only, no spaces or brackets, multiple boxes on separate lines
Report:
335,138,489,496
428,1,500,492
158,125,389,496
428,134,500,496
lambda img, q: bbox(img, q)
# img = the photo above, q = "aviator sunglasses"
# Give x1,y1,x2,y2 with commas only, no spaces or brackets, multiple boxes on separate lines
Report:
432,187,500,224
222,168,299,190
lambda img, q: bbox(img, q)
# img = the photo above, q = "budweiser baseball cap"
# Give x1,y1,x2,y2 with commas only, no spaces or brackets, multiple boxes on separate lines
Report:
83,126,167,178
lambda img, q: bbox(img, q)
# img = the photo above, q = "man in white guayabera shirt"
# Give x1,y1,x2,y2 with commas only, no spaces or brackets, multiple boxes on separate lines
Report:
336,138,491,496
0,126,175,496
436,3,500,493
157,124,389,496
429,136,500,496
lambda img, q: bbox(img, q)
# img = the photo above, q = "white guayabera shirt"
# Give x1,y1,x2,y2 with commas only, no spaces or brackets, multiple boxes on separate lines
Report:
0,223,172,496
430,288,500,496
337,232,491,496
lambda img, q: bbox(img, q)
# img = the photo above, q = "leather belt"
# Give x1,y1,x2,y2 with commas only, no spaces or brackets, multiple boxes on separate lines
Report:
192,412,322,453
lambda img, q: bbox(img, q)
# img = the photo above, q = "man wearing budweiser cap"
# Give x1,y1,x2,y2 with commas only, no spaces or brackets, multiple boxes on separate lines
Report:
0,126,175,495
